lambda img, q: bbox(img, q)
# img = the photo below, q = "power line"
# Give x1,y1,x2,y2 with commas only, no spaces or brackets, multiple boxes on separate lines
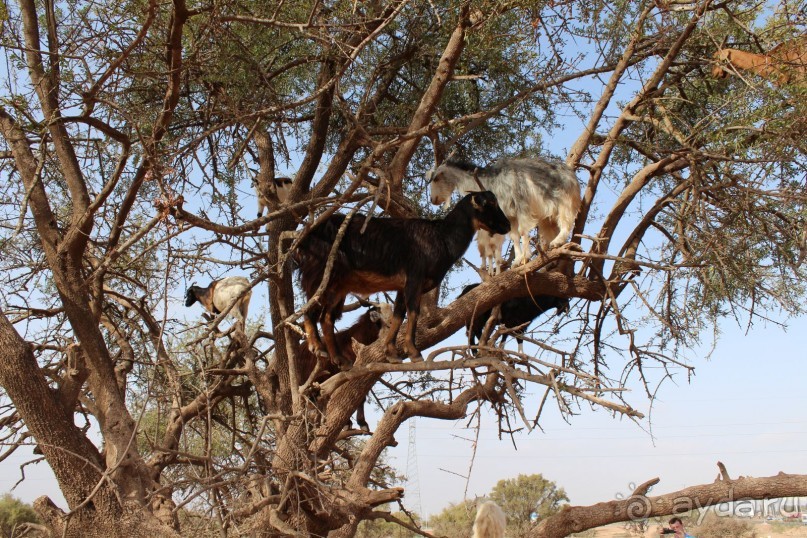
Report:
406,418,423,517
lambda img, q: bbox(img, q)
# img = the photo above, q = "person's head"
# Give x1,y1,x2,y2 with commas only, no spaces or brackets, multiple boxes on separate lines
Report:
669,517,685,534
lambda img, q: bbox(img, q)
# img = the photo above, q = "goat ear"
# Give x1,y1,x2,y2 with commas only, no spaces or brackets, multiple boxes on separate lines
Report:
470,193,482,210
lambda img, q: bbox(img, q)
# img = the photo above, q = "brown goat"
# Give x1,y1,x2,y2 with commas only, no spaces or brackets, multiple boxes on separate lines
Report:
298,304,391,432
298,303,392,375
711,36,807,86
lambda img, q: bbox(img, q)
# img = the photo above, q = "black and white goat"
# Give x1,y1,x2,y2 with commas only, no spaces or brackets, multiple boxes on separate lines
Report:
459,282,569,354
473,500,506,538
255,176,293,218
185,276,252,328
429,158,581,265
293,191,511,363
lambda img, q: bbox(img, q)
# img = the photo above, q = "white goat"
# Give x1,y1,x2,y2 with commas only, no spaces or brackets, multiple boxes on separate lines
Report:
429,158,581,265
254,176,292,218
477,229,505,275
185,276,252,328
473,500,506,538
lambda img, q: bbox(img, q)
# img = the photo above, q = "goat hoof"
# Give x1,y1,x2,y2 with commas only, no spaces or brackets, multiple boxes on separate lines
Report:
409,353,424,363
385,355,403,364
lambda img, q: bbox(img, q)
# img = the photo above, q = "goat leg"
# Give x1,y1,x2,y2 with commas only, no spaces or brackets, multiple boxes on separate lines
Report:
510,229,527,265
403,311,424,362
403,285,425,363
383,296,407,363
303,316,329,367
355,398,369,432
320,310,349,370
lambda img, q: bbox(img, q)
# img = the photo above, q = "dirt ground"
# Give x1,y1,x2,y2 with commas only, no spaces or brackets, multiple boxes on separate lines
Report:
579,520,807,538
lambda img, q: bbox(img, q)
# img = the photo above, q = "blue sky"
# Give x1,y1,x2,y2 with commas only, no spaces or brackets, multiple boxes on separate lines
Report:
385,311,807,517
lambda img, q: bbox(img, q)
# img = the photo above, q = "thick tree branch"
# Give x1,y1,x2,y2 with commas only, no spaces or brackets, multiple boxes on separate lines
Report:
531,467,807,538
0,311,115,513
388,6,470,190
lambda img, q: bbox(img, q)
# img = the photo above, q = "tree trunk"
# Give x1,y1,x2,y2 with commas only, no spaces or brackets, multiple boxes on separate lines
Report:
0,312,180,537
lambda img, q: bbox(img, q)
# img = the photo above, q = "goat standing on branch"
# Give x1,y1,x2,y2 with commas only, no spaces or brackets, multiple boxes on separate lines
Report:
477,229,506,275
254,175,293,218
459,283,570,354
428,158,581,266
185,276,252,329
293,191,511,364
711,36,807,86
473,500,506,538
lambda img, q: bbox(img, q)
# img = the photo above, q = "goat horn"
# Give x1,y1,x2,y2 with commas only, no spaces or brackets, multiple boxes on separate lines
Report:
428,133,444,165
472,168,486,191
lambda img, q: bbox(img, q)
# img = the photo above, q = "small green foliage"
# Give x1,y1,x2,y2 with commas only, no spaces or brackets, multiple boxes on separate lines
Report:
0,494,40,537
427,474,568,537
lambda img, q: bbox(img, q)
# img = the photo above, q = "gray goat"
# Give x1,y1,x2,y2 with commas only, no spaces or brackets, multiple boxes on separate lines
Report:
429,158,581,265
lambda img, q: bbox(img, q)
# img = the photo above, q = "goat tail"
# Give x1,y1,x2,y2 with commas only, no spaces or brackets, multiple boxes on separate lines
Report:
473,500,506,538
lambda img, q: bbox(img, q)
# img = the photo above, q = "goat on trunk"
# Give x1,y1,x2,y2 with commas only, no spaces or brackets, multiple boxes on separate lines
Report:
293,191,511,364
477,229,506,275
254,176,293,218
185,276,252,329
428,158,581,266
298,303,392,432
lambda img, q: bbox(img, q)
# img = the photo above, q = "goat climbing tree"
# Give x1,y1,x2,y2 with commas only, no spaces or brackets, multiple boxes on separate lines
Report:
0,0,805,536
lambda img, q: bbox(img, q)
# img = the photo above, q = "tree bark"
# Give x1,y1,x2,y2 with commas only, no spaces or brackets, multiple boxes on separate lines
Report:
530,468,807,538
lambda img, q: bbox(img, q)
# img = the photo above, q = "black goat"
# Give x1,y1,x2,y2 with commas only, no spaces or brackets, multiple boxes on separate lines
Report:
459,283,569,353
293,191,511,363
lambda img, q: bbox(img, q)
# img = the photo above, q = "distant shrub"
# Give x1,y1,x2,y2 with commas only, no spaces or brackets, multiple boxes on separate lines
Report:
691,512,756,538
0,494,40,537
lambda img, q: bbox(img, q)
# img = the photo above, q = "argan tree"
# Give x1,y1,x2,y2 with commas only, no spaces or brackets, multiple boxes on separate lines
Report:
1,0,805,537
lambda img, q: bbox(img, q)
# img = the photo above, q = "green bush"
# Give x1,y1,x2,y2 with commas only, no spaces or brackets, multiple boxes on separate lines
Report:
0,494,40,537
